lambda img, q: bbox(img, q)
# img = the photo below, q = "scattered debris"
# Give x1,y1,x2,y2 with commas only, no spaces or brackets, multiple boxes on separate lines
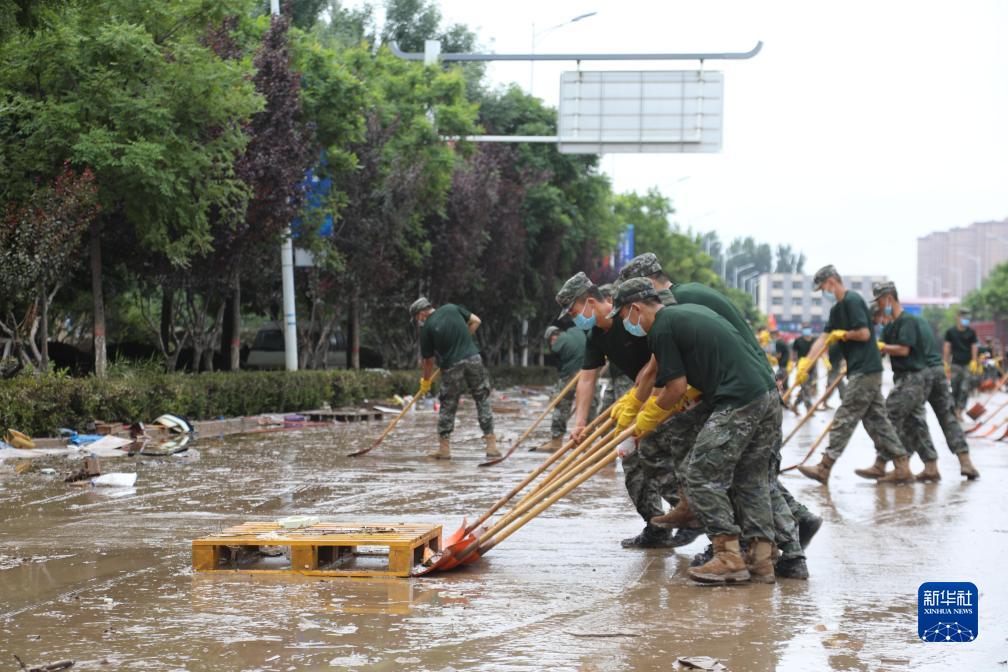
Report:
153,414,193,434
5,429,35,450
13,655,74,672
91,472,137,488
65,455,102,483
277,515,321,530
676,656,728,671
39,468,57,476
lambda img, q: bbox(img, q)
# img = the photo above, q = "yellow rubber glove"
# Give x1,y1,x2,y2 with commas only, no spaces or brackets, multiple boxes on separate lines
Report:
786,359,795,374
795,357,811,385
969,359,982,375
877,341,886,352
634,397,674,437
822,357,832,372
670,386,703,413
616,390,645,432
767,354,779,368
827,329,848,344
610,387,636,421
418,377,433,397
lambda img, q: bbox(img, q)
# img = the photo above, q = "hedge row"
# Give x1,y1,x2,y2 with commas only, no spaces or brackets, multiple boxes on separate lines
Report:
0,366,555,437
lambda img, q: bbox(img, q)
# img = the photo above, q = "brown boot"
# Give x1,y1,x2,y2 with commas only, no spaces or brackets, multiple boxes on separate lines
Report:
854,457,888,480
797,454,835,485
650,490,699,529
957,452,980,479
915,460,941,482
688,535,750,584
483,434,501,458
746,538,777,584
428,436,451,460
536,437,563,452
877,454,913,483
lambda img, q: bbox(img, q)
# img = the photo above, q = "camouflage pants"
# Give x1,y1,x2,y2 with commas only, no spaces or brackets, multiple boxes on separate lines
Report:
824,372,906,461
551,375,598,439
884,370,934,461
797,374,818,411
950,364,970,413
601,373,634,411
684,390,778,541
922,365,969,455
769,453,804,560
437,354,494,438
827,365,846,402
624,402,711,522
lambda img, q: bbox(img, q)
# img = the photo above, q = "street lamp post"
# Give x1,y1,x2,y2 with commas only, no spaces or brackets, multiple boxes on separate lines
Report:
741,270,760,296
734,263,755,289
721,250,743,284
530,11,598,94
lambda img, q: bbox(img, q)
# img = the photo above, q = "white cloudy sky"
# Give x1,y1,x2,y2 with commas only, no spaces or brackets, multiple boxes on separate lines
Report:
358,0,1008,294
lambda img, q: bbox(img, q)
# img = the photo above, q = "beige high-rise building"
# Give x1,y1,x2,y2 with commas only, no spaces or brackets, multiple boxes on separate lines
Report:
917,219,1008,298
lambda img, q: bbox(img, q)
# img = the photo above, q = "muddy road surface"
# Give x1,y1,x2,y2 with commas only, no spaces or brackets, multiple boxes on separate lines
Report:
1,388,1005,671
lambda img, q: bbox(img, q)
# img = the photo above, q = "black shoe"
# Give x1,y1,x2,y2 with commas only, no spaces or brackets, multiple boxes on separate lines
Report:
798,514,823,550
621,525,676,549
669,526,705,548
690,544,714,567
775,556,809,580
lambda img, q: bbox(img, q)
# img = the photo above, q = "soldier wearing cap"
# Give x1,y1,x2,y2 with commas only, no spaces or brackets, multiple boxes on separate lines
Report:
409,297,499,460
619,253,818,580
554,272,680,549
793,266,913,484
593,283,634,411
871,284,980,480
790,323,818,414
608,277,781,584
944,308,980,418
541,324,597,452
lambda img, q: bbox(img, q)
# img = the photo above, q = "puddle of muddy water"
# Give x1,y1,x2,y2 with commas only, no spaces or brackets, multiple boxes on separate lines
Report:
1,385,1006,671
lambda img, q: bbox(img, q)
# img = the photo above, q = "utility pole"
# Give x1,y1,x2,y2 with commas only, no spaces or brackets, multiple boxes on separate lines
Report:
272,0,298,372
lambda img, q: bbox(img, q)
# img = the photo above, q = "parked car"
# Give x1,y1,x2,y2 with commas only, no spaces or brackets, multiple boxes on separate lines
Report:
246,323,383,369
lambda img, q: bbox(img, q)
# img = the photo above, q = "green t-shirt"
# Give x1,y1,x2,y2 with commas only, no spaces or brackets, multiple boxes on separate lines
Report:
551,328,586,379
792,337,814,359
671,282,768,371
913,314,943,368
828,341,845,366
825,290,882,375
944,326,977,365
774,339,790,363
419,303,479,370
647,304,774,408
881,313,927,373
583,318,653,381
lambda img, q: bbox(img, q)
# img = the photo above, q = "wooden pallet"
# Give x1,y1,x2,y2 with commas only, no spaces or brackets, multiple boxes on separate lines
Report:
192,521,441,578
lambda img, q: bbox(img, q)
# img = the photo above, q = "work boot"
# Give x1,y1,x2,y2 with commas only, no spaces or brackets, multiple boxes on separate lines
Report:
915,460,941,482
483,434,501,458
428,436,451,460
775,556,810,580
854,457,888,479
669,526,706,548
650,490,700,529
688,535,750,584
745,539,777,584
536,437,564,452
877,455,913,483
797,454,835,485
798,514,823,550
691,544,714,567
621,524,676,549
957,452,980,479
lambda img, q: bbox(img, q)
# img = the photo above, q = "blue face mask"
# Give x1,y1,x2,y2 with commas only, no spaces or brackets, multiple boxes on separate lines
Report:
822,290,835,302
961,318,970,327
623,306,647,337
573,301,597,331
801,328,812,337
884,305,893,317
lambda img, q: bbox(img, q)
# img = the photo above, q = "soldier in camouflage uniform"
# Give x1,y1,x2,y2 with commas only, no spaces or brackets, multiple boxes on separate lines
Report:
869,284,980,480
596,284,635,410
619,254,816,579
541,325,597,451
609,278,781,584
944,309,979,418
411,298,498,460
790,325,818,413
555,272,680,549
795,265,913,484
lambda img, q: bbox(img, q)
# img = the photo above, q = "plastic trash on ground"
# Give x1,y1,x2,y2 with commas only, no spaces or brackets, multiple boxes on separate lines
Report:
276,515,319,530
92,473,137,488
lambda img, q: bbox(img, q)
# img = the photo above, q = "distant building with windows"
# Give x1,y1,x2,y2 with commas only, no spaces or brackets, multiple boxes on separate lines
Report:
917,218,1008,298
756,273,889,332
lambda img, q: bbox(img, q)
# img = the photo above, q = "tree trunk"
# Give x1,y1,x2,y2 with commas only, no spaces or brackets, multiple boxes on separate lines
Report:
222,273,241,371
90,221,107,378
349,289,361,370
38,283,49,371
161,287,175,371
